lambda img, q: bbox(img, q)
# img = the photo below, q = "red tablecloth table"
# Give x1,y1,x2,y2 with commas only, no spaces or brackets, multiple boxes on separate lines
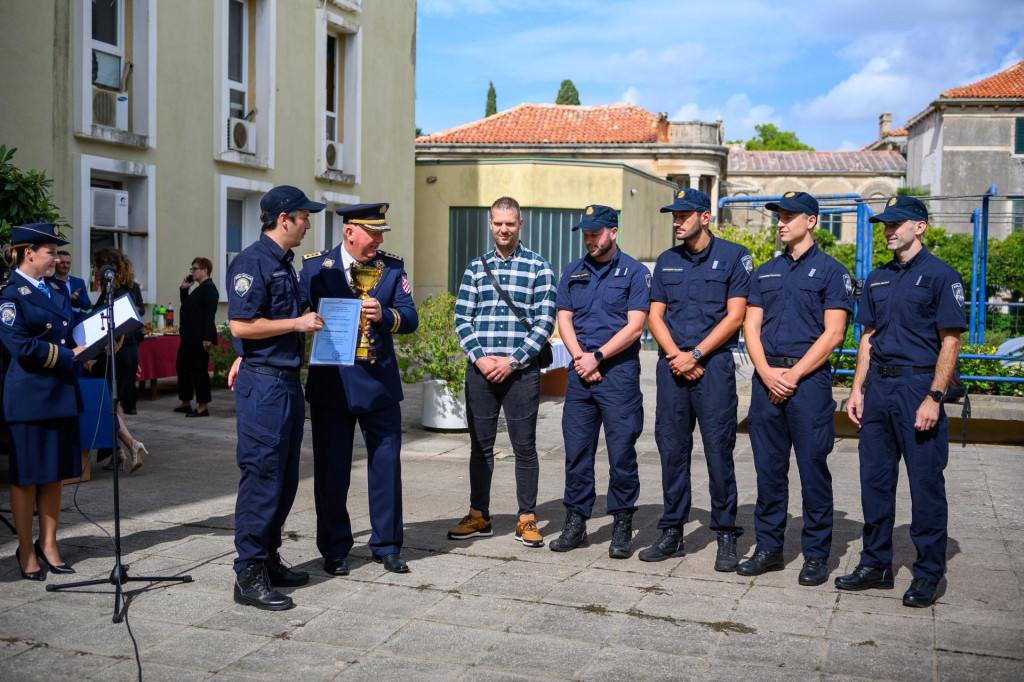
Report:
136,335,181,399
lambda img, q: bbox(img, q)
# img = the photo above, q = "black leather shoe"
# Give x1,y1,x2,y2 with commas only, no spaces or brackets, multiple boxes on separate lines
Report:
608,512,634,559
736,550,785,576
34,541,75,574
323,556,349,576
714,531,739,572
834,565,894,591
266,553,309,587
186,409,210,418
798,557,829,586
549,509,588,552
234,563,294,611
172,405,193,414
15,548,45,581
373,553,410,573
903,578,938,607
638,528,684,562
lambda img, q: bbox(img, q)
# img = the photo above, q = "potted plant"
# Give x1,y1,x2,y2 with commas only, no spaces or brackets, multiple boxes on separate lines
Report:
395,292,468,430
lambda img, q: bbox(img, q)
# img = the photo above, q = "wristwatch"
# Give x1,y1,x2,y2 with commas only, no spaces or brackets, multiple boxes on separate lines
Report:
927,390,944,403
509,357,520,370
593,350,605,363
691,348,703,361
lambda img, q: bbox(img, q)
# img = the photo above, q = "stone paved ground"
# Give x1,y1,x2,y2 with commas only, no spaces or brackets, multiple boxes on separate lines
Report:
1,352,1021,680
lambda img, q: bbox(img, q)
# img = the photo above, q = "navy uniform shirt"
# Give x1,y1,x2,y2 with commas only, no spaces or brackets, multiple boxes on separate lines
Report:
226,233,304,369
856,246,967,366
650,234,752,351
555,250,650,360
747,243,854,358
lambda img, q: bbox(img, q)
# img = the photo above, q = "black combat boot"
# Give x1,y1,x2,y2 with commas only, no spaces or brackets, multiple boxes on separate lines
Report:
608,512,634,559
549,509,588,552
234,563,294,611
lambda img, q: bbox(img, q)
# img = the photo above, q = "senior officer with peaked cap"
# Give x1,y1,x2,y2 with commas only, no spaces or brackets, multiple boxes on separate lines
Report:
550,204,650,559
838,196,966,607
0,224,86,581
300,203,418,575
227,185,326,610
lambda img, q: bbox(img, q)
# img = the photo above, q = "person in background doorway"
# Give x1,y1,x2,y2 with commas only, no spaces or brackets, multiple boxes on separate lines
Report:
175,257,219,417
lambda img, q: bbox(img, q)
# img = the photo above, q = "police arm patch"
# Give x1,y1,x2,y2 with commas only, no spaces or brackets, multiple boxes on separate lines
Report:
843,274,853,295
0,302,16,327
233,273,254,297
645,273,652,289
401,273,411,294
741,255,754,275
952,282,965,308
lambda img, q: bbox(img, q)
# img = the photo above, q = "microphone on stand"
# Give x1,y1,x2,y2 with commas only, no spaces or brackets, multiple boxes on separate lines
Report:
98,265,117,283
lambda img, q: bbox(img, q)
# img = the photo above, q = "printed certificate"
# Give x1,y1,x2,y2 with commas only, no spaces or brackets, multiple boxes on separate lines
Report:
309,298,362,365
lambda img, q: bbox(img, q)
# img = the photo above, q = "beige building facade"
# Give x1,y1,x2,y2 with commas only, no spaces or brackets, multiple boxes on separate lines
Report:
0,0,416,311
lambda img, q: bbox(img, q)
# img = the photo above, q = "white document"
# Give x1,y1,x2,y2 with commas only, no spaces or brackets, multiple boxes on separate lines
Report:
72,294,145,362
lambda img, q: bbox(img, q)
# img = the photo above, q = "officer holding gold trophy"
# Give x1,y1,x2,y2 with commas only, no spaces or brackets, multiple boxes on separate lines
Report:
299,203,419,575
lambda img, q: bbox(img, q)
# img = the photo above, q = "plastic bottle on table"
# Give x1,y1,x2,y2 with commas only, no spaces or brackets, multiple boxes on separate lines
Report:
165,302,174,327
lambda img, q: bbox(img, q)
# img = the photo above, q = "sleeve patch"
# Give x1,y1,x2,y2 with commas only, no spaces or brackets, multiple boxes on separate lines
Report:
0,302,16,327
233,273,254,297
843,274,853,295
644,273,652,289
401,274,411,294
952,282,965,307
741,255,754,275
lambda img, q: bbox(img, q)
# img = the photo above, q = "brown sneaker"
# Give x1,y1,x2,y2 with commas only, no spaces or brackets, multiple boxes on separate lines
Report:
447,509,492,540
515,514,544,548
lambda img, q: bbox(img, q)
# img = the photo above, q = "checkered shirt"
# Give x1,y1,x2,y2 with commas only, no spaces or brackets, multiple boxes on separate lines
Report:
455,243,556,367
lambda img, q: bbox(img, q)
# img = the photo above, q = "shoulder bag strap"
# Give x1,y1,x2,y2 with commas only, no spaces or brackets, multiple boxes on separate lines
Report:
481,255,533,332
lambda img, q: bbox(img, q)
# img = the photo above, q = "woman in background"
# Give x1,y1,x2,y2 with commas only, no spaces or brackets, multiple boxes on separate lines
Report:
174,257,219,417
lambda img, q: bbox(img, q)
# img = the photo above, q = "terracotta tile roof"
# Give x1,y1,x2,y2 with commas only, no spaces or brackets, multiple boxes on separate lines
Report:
941,60,1024,99
884,126,907,137
416,103,659,144
728,150,906,174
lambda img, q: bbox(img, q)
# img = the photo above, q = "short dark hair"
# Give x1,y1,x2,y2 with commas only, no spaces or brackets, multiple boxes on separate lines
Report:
57,250,71,258
262,209,303,233
192,256,214,276
490,196,521,221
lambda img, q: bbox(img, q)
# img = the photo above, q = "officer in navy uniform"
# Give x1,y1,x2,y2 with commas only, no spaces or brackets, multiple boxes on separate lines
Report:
837,196,966,608
550,205,650,558
739,192,853,586
226,186,326,610
299,203,418,575
0,224,84,581
641,188,751,569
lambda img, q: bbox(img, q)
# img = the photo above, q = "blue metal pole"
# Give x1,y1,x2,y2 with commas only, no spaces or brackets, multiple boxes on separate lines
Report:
970,207,981,345
979,185,997,344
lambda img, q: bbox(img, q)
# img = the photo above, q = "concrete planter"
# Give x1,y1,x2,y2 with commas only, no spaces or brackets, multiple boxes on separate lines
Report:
421,379,467,430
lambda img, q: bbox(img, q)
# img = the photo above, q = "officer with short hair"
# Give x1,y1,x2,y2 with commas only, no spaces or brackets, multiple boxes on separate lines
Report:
837,196,966,608
300,203,418,575
551,205,649,558
641,188,751,568
739,191,853,586
226,185,326,610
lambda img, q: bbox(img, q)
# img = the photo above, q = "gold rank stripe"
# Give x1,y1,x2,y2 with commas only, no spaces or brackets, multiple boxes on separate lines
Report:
389,308,401,332
350,218,388,225
44,342,58,369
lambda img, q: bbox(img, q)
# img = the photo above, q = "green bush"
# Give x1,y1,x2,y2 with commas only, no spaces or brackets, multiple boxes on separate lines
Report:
395,292,466,397
209,326,238,387
0,145,66,243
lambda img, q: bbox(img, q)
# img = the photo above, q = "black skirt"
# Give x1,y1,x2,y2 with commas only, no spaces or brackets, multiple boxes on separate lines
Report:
8,417,82,485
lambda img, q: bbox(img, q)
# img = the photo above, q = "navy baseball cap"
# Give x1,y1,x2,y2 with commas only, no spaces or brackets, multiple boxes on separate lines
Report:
869,196,928,223
259,185,325,221
11,223,69,248
336,203,391,232
573,204,618,232
661,188,711,213
765,191,819,217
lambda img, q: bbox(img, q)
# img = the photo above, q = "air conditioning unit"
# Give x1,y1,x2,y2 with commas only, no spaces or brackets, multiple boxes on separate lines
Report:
91,188,130,230
324,140,343,171
227,117,256,154
92,87,128,130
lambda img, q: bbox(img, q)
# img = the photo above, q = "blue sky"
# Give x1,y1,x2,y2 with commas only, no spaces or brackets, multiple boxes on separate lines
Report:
416,0,1024,150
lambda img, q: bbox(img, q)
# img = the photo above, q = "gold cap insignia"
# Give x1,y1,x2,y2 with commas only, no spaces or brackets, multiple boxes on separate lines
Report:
379,205,387,214
586,207,594,215
784,192,796,198
677,190,685,198
888,197,897,206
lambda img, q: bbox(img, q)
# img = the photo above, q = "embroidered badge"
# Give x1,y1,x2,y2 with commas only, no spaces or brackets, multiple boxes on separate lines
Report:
18,286,31,296
401,273,411,294
888,197,898,207
0,302,15,327
677,190,685,199
233,273,253,297
784,192,796,198
843,274,853,295
322,259,335,268
645,273,652,289
952,282,965,308
741,255,754,275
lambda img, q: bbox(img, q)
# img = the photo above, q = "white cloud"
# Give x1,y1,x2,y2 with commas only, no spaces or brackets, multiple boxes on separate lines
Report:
672,94,780,142
793,57,914,123
836,140,860,152
620,86,639,104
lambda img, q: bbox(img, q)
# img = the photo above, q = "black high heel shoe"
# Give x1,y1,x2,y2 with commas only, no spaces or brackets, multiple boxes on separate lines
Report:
15,548,45,581
34,540,75,574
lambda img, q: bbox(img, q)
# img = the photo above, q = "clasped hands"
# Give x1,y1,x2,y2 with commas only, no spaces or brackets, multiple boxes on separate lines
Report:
760,366,799,404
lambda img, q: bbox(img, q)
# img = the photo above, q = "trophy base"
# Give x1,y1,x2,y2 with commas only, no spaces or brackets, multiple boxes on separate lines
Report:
355,347,376,364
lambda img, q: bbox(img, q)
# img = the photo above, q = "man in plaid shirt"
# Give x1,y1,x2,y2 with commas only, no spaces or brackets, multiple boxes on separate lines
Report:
448,196,556,548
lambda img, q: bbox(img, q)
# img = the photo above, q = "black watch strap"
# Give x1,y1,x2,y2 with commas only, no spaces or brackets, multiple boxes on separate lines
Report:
927,390,944,403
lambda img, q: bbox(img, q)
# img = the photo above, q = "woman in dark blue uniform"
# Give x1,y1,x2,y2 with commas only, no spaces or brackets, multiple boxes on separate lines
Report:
0,224,86,580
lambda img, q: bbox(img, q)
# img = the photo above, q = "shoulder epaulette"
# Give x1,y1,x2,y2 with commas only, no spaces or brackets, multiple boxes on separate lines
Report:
303,250,327,261
378,250,403,262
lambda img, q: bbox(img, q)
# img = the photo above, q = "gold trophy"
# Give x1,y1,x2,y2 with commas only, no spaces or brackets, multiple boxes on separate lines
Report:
350,261,384,363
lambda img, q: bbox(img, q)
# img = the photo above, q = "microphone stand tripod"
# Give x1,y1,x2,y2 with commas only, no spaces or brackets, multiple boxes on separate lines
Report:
47,272,192,623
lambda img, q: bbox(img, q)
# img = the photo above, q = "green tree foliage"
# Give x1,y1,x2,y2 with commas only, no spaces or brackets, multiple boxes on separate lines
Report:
897,186,930,196
0,145,67,245
714,224,777,267
395,292,467,397
988,231,1024,301
744,123,814,151
485,81,497,117
555,79,580,105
